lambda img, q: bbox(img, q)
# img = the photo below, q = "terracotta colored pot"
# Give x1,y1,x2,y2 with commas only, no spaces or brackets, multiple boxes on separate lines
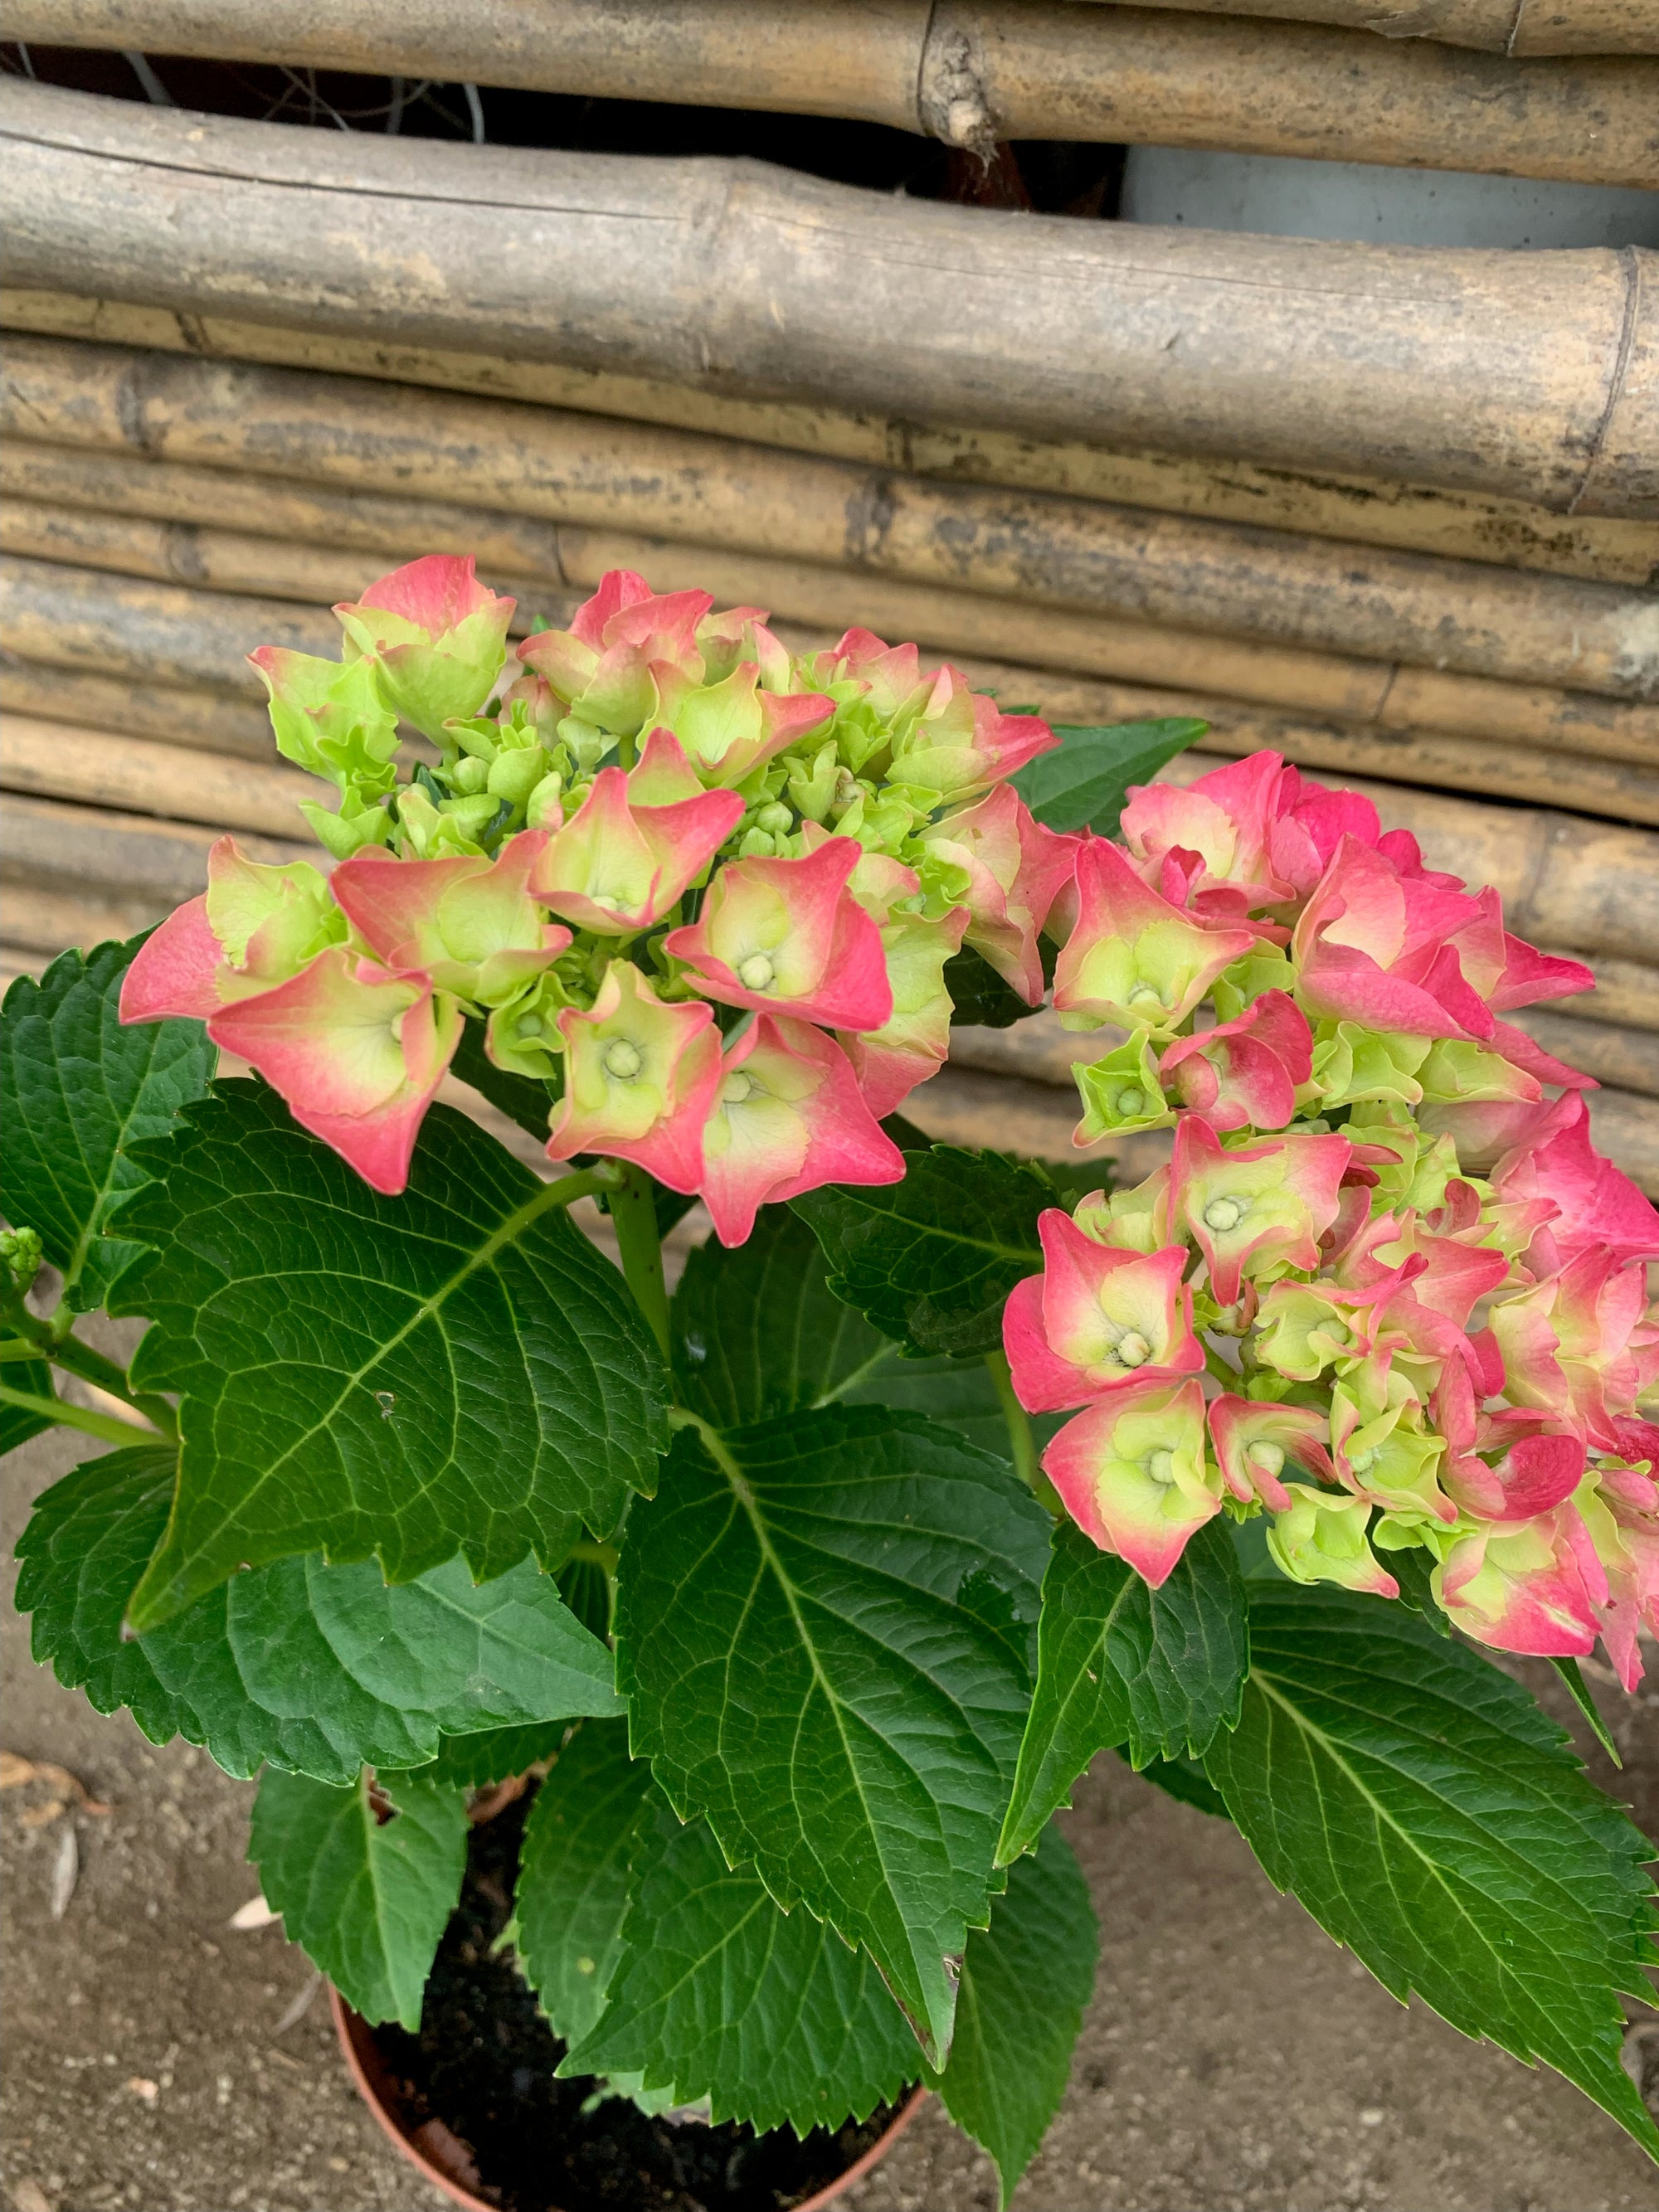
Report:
331,1987,927,2212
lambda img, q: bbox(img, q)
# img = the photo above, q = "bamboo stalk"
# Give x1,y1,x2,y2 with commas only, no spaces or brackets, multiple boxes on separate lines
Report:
0,659,275,757
10,450,1656,760
1532,955,1659,1034
0,880,174,956
2,83,1652,516
1509,1008,1659,1096
10,289,1652,586
7,0,1655,183
4,792,311,901
0,498,575,634
1073,1,1659,60
0,716,314,839
7,338,1655,698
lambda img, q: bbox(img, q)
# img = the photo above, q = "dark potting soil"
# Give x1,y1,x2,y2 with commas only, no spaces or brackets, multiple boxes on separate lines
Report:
367,1791,906,2212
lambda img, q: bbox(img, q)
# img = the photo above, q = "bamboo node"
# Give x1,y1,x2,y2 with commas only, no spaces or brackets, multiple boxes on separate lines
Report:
918,20,995,153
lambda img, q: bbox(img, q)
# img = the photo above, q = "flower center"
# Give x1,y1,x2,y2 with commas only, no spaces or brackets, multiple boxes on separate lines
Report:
1247,1441,1285,1476
1322,1321,1352,1348
1145,1448,1176,1486
1202,1195,1246,1233
720,1070,756,1105
602,1039,644,1081
1348,1445,1377,1474
737,952,776,992
1114,1086,1146,1116
517,1014,545,1038
1127,982,1165,1009
1114,1330,1152,1370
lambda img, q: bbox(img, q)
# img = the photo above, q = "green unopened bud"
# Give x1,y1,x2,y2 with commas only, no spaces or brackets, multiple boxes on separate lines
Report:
737,953,776,992
1,1226,43,1296
451,755,490,795
1203,1196,1246,1233
488,744,554,808
737,828,777,859
525,771,565,831
755,802,793,835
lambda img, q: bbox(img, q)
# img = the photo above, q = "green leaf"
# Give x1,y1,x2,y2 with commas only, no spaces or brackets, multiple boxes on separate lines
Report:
998,1519,1248,1864
1012,719,1205,836
0,936,215,1310
835,1346,1019,1459
411,1721,574,1790
566,1796,921,2135
671,1207,891,1427
944,946,1031,1030
0,1350,60,1456
450,1014,557,1140
250,1766,469,2030
110,1087,669,1631
793,1146,1048,1359
927,1828,1097,2206
1551,1656,1621,1768
1136,1753,1231,1820
1203,1589,1659,2159
17,1446,622,1785
615,1404,1051,2067
516,1718,658,2044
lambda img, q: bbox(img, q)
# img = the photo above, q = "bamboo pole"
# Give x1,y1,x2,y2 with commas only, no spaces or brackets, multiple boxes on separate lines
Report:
4,792,311,901
2,84,1652,517
0,659,275,758
7,339,1655,699
10,290,1652,587
10,445,1657,760
0,553,337,691
1074,1,1659,60
7,0,1655,184
0,881,167,957
1530,955,1659,1034
0,716,314,839
1511,1008,1659,1096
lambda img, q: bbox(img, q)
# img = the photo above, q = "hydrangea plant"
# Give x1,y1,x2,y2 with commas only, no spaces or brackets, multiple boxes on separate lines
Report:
4,557,1656,2197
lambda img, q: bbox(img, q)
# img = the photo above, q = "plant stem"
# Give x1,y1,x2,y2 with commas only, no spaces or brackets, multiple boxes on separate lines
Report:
609,1164,672,1359
985,1349,1044,1495
0,1381,159,1450
1,1294,180,1439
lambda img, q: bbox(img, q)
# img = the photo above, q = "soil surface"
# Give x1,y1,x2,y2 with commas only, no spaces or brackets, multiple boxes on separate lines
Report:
6,1409,1659,2212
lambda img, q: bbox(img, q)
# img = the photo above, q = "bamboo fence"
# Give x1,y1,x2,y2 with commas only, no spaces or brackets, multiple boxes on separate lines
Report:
8,0,1657,182
0,53,1654,1179
2,82,1655,513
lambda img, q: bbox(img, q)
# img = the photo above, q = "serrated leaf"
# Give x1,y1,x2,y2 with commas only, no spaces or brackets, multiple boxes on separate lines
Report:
792,1146,1048,1359
1012,719,1205,836
0,936,215,1310
615,1404,1051,2067
516,1719,658,2044
250,1766,468,2029
109,1086,669,1631
671,1208,891,1428
17,1446,621,1785
998,1519,1248,1864
1203,1588,1659,2159
927,1828,1097,2206
566,1796,921,2135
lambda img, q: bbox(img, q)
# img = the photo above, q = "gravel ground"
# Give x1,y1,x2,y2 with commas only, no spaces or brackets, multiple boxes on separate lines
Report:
5,1417,1657,2212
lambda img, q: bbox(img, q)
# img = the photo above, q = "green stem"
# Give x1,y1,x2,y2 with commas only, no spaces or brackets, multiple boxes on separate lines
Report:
985,1349,1048,1503
609,1164,671,1359
0,1381,159,1450
0,1294,181,1440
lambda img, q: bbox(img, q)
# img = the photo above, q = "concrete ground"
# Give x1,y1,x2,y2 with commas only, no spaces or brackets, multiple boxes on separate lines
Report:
5,1417,1658,2212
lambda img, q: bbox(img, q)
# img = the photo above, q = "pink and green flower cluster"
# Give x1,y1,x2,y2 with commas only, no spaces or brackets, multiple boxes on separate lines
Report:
121,558,1072,1245
1007,751,1659,1688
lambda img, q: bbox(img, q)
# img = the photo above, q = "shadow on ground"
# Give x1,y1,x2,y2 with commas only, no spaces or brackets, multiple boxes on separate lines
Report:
5,1420,1657,2212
